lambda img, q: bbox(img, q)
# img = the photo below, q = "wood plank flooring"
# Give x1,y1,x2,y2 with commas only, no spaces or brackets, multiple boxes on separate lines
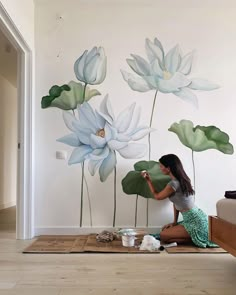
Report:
0,228,235,295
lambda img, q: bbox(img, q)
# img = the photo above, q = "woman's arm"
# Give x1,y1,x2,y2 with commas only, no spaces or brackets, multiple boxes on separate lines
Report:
142,172,174,200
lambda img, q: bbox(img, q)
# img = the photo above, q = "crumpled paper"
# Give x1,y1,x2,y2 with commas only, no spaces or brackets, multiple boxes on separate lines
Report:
139,235,160,251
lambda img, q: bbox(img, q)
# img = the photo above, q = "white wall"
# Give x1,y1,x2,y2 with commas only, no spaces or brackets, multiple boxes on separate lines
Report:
34,0,236,234
0,74,17,209
0,0,35,49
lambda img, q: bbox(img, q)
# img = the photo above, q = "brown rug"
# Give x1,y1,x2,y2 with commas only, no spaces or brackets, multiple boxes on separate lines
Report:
165,244,227,254
23,234,160,254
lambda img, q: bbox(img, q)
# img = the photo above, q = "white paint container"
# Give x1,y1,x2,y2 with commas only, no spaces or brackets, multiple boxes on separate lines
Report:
122,235,135,247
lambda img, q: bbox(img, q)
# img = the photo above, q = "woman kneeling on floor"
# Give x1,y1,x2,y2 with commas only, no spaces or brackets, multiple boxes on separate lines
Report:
141,154,217,248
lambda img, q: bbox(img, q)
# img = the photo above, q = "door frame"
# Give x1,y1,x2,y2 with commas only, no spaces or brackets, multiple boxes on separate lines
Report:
0,4,34,239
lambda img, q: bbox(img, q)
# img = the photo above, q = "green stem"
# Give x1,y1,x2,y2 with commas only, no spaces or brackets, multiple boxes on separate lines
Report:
72,109,75,116
146,89,158,228
191,150,196,200
113,166,117,227
83,83,87,103
80,161,84,227
148,89,158,160
79,83,88,227
84,175,93,227
134,195,138,227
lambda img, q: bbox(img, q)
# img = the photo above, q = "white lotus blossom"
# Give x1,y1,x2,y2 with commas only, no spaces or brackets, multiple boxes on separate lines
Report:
58,95,153,181
121,38,219,107
74,46,107,85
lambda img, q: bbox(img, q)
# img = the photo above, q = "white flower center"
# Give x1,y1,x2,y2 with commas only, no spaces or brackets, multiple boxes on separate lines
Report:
96,128,105,138
163,70,172,80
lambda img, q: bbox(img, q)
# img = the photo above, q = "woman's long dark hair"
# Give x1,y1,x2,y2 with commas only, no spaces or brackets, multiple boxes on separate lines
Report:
159,154,194,196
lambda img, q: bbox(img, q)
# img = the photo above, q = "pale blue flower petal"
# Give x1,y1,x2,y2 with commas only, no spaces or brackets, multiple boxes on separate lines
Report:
57,133,80,147
131,127,153,141
63,111,77,132
90,134,106,149
124,105,141,135
151,59,163,77
94,48,107,84
127,59,144,76
114,103,135,133
165,45,181,74
142,75,159,89
88,159,103,176
189,78,220,91
116,133,131,142
121,70,152,92
130,54,151,76
108,140,128,150
99,150,117,182
78,103,98,132
89,147,109,161
118,143,147,159
178,52,194,75
98,95,115,124
104,123,117,142
145,38,164,65
68,145,93,165
154,38,165,57
74,50,87,82
85,47,97,64
173,88,198,108
95,110,106,129
157,72,191,93
84,53,100,84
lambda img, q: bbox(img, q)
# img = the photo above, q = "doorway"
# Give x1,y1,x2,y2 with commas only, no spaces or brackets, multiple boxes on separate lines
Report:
0,28,17,232
0,3,33,239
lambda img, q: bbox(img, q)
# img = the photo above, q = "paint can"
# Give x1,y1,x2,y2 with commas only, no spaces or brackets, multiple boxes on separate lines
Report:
122,235,135,247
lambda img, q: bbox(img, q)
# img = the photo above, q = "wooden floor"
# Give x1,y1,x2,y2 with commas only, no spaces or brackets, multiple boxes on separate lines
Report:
0,228,236,295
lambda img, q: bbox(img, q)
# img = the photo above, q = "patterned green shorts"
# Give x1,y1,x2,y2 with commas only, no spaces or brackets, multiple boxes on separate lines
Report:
179,207,218,248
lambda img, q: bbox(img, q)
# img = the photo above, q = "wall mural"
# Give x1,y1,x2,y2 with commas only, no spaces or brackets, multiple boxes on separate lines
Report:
41,38,234,228
121,38,223,226
41,47,152,227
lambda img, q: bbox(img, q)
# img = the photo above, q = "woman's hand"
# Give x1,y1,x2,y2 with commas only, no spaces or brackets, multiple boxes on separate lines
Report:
162,222,177,231
141,171,151,181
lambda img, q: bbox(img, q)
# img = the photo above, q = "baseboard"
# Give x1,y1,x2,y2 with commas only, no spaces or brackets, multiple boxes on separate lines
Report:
0,201,16,210
34,226,162,237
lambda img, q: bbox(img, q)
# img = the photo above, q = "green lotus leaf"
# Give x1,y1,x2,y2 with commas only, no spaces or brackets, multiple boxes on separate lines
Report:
41,81,101,110
41,84,70,109
122,160,171,199
169,119,234,154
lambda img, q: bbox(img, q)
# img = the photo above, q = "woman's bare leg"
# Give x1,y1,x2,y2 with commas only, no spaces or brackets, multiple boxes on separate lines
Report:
160,224,192,244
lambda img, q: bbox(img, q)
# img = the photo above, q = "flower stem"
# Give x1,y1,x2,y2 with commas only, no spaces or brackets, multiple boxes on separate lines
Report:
146,89,158,227
113,166,117,227
80,161,84,227
84,175,93,227
191,150,196,200
83,83,87,103
148,89,158,160
134,195,138,227
79,83,88,227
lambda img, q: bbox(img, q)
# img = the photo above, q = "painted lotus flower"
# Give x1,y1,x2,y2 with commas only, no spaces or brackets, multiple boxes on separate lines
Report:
58,96,153,181
74,47,107,85
121,37,219,107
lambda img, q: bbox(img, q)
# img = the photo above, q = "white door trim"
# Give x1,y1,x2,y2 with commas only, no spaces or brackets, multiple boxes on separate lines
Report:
0,4,34,239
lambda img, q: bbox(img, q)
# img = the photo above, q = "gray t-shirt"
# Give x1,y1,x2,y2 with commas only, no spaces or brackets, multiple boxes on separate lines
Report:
168,179,195,211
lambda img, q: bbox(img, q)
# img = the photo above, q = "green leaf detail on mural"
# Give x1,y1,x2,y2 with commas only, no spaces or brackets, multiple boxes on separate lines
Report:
169,120,234,154
41,81,101,110
121,161,171,199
